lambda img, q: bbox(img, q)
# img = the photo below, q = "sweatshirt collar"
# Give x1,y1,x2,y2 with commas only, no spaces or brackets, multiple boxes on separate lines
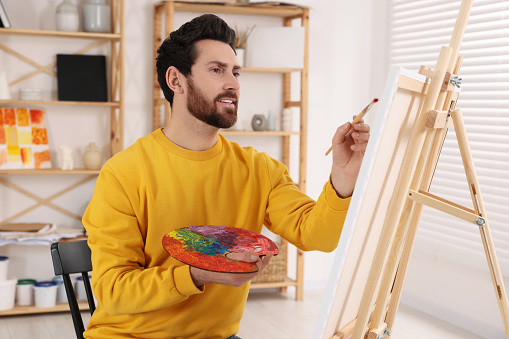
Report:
152,128,223,161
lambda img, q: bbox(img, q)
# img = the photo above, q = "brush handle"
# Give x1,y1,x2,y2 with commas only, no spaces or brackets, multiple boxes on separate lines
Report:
344,112,366,137
325,145,334,156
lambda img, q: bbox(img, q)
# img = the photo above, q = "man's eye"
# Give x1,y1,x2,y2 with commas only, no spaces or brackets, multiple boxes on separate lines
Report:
212,68,222,74
233,72,240,78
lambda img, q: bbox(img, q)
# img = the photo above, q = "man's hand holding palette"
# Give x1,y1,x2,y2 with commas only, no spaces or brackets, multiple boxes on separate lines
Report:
162,225,279,273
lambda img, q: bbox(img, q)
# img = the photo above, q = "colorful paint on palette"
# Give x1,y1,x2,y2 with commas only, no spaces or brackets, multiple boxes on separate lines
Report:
162,225,279,273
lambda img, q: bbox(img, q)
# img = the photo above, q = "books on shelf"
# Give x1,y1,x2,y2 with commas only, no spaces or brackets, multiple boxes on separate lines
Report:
0,0,11,28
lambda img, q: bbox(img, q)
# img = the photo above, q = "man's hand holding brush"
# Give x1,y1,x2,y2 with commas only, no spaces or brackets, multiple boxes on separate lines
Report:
327,98,376,198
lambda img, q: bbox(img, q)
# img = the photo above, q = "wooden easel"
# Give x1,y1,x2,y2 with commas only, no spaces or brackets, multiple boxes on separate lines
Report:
334,1,509,338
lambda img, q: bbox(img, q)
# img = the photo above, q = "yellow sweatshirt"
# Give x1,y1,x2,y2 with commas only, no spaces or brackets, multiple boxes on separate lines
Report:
82,128,350,339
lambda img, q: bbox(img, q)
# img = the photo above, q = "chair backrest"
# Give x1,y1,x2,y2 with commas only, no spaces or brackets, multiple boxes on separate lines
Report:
51,240,95,339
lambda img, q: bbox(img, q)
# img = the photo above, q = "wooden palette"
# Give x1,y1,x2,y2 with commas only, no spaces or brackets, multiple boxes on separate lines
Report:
162,225,279,273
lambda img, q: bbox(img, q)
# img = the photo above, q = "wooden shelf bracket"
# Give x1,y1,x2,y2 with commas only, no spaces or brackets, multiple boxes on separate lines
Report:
0,175,97,224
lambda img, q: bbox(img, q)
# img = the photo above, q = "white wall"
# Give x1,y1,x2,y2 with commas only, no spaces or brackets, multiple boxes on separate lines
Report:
294,0,388,290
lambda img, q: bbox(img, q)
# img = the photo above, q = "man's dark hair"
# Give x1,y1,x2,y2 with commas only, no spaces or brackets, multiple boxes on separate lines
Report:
156,14,237,107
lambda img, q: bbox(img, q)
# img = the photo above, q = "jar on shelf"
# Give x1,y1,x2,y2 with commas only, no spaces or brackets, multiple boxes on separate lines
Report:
19,88,43,101
82,0,111,33
0,256,9,281
83,142,102,170
33,281,58,308
16,279,36,306
56,0,79,32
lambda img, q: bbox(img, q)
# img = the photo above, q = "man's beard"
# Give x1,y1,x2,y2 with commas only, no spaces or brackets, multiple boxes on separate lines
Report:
186,77,238,129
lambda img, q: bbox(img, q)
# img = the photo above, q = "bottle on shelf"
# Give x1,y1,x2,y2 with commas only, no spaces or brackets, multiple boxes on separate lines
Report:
267,110,275,131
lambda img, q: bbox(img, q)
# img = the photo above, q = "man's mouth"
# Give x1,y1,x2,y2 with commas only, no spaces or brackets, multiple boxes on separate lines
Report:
217,98,236,109
218,99,234,104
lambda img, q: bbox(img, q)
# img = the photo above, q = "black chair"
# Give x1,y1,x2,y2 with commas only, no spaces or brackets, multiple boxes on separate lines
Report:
51,240,95,339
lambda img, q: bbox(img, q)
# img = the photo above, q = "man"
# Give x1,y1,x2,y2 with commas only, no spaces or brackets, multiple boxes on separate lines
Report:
82,14,370,339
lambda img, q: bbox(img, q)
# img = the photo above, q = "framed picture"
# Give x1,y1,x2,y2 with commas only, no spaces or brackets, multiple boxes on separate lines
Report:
0,107,51,169
57,54,108,102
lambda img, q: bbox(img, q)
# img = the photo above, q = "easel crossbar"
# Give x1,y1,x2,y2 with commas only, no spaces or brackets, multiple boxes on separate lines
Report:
397,75,429,94
407,189,481,225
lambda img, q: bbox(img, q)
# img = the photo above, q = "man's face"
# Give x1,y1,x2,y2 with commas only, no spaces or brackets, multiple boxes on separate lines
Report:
185,39,241,129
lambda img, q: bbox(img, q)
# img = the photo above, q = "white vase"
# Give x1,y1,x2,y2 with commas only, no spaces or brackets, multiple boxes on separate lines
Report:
56,0,79,32
82,0,111,33
0,71,10,100
267,110,275,131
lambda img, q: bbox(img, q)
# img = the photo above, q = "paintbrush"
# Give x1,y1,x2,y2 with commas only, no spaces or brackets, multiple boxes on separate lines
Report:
325,98,378,156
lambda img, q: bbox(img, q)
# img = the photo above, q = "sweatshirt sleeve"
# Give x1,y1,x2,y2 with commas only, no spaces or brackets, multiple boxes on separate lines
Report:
263,155,351,252
83,164,203,316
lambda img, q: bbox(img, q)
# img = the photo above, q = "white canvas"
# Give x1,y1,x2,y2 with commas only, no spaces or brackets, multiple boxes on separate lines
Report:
313,66,428,339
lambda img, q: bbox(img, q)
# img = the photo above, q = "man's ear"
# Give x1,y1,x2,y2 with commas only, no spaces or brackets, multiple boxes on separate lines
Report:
166,66,185,94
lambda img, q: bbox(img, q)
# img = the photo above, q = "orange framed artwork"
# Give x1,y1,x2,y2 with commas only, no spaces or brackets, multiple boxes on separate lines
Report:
0,107,51,169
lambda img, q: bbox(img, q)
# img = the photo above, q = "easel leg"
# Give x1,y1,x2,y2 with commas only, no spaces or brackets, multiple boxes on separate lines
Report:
451,109,509,336
372,124,447,337
385,2,471,332
384,120,449,334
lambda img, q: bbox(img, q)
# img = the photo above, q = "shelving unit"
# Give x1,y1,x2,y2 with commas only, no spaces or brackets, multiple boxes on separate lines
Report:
0,13,125,158
0,301,89,316
0,0,124,315
153,1,309,300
